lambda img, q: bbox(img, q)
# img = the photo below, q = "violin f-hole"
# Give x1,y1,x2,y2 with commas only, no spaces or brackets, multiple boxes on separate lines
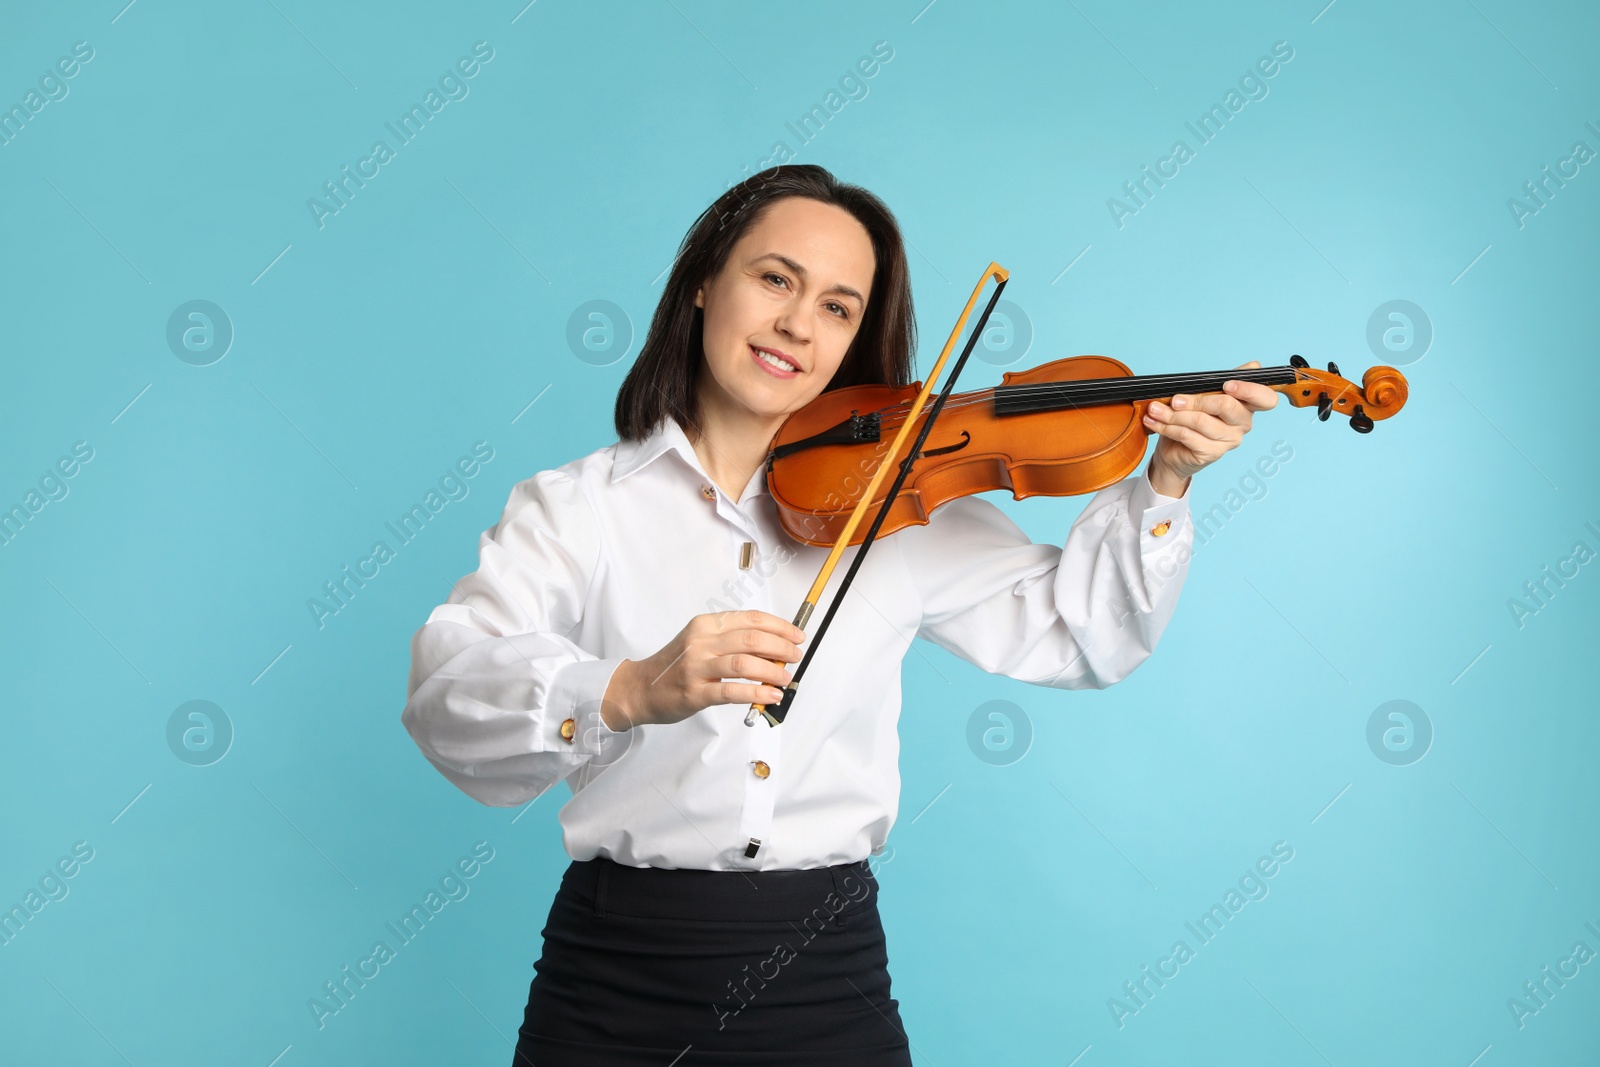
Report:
916,430,971,459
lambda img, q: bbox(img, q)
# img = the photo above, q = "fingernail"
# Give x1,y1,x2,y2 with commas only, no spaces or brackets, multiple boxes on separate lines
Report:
1171,395,1187,409
1149,401,1168,415
766,688,784,701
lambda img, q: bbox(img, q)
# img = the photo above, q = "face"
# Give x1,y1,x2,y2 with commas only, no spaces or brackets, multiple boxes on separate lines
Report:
693,196,876,424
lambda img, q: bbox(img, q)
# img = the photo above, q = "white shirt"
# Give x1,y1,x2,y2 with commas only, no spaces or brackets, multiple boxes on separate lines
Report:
401,414,1193,870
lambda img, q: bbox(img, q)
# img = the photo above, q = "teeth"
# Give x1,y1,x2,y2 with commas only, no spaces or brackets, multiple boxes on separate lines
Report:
754,348,797,372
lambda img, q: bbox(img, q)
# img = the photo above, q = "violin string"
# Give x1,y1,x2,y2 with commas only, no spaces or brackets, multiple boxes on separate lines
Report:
867,385,1209,434
864,367,1297,418
860,366,1303,432
991,367,1299,402
987,376,1298,412
1000,371,1300,404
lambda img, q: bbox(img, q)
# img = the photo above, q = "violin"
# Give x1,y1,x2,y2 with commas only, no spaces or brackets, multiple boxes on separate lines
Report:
745,262,1409,727
766,352,1409,548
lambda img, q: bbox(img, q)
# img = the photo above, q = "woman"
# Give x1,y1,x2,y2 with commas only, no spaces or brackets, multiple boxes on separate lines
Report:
401,164,1276,1065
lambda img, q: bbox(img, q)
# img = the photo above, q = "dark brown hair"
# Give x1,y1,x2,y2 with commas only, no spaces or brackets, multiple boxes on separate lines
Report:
613,164,917,442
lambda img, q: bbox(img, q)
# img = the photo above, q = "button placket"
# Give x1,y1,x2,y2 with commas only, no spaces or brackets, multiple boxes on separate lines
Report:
734,522,780,864
736,721,780,863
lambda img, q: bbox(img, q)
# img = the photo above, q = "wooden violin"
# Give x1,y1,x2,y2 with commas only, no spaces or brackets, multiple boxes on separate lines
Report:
766,352,1409,547
745,262,1409,727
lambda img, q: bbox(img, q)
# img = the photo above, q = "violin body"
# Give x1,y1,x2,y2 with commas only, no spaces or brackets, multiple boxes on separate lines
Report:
769,355,1160,547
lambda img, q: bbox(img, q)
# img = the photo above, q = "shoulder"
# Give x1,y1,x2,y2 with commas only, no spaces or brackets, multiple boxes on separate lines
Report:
551,438,622,491
490,439,621,538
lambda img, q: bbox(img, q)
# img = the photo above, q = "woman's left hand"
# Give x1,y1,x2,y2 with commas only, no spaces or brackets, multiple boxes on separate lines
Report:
1142,360,1281,497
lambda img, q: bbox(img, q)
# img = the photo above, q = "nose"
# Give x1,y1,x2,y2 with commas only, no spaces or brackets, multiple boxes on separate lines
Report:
773,300,813,347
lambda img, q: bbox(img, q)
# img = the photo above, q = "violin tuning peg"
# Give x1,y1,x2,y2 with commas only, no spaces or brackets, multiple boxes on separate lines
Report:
1289,354,1308,369
1327,360,1341,376
1349,404,1374,433
1316,391,1332,421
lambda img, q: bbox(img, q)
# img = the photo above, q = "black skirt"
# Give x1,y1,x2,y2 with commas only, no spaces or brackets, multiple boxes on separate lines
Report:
512,855,914,1066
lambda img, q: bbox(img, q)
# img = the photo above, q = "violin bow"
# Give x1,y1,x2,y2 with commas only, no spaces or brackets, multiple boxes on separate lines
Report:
745,262,1011,728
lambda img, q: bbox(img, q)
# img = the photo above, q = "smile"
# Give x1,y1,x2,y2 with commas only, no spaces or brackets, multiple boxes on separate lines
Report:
750,344,800,377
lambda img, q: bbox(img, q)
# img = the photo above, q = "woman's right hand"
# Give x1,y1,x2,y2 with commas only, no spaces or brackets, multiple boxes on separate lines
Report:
599,610,806,730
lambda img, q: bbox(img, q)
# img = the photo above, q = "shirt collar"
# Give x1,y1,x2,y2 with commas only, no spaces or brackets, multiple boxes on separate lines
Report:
611,414,692,483
611,415,769,501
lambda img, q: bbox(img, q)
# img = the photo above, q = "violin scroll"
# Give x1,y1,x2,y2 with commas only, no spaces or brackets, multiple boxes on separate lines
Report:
1278,357,1408,431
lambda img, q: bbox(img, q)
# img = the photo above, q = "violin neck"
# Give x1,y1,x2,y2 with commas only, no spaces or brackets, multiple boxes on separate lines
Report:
992,365,1300,416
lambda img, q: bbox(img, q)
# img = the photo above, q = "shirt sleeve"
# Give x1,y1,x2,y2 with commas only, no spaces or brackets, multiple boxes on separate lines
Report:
400,468,628,807
899,468,1193,689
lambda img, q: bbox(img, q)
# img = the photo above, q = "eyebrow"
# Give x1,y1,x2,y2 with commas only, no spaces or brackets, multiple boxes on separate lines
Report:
753,253,867,306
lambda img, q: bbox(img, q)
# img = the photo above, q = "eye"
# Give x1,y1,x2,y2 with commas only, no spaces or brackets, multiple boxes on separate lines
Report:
825,301,850,320
763,271,789,289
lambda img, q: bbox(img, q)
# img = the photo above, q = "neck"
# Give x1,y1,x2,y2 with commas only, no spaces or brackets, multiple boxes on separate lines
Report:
992,365,1300,415
687,385,785,501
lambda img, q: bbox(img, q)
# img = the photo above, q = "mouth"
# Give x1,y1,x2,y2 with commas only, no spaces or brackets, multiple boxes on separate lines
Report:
749,344,801,378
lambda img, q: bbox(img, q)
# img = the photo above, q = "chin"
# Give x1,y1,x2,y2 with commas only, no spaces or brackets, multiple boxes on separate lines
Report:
744,396,797,421
732,375,795,411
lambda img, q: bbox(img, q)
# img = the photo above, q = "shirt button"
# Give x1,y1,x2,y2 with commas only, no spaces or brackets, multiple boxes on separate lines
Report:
1150,519,1172,537
700,483,716,501
751,760,771,779
560,718,576,743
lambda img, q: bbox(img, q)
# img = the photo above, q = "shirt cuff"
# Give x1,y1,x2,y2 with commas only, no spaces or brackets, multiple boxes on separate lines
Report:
1129,467,1191,549
547,656,629,756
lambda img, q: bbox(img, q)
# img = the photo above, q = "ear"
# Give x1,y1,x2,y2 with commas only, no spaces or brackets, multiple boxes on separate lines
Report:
694,285,704,309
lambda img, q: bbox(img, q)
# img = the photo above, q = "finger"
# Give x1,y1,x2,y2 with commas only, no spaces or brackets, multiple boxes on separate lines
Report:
718,652,795,689
1156,408,1238,444
1173,392,1253,428
746,608,808,643
726,626,804,663
1223,359,1279,410
706,608,791,634
703,609,806,648
1149,402,1235,443
1145,417,1218,456
1223,380,1280,411
724,680,788,706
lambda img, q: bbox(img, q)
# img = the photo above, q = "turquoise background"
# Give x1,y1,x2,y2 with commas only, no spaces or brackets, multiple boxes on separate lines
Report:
2,0,1596,1063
